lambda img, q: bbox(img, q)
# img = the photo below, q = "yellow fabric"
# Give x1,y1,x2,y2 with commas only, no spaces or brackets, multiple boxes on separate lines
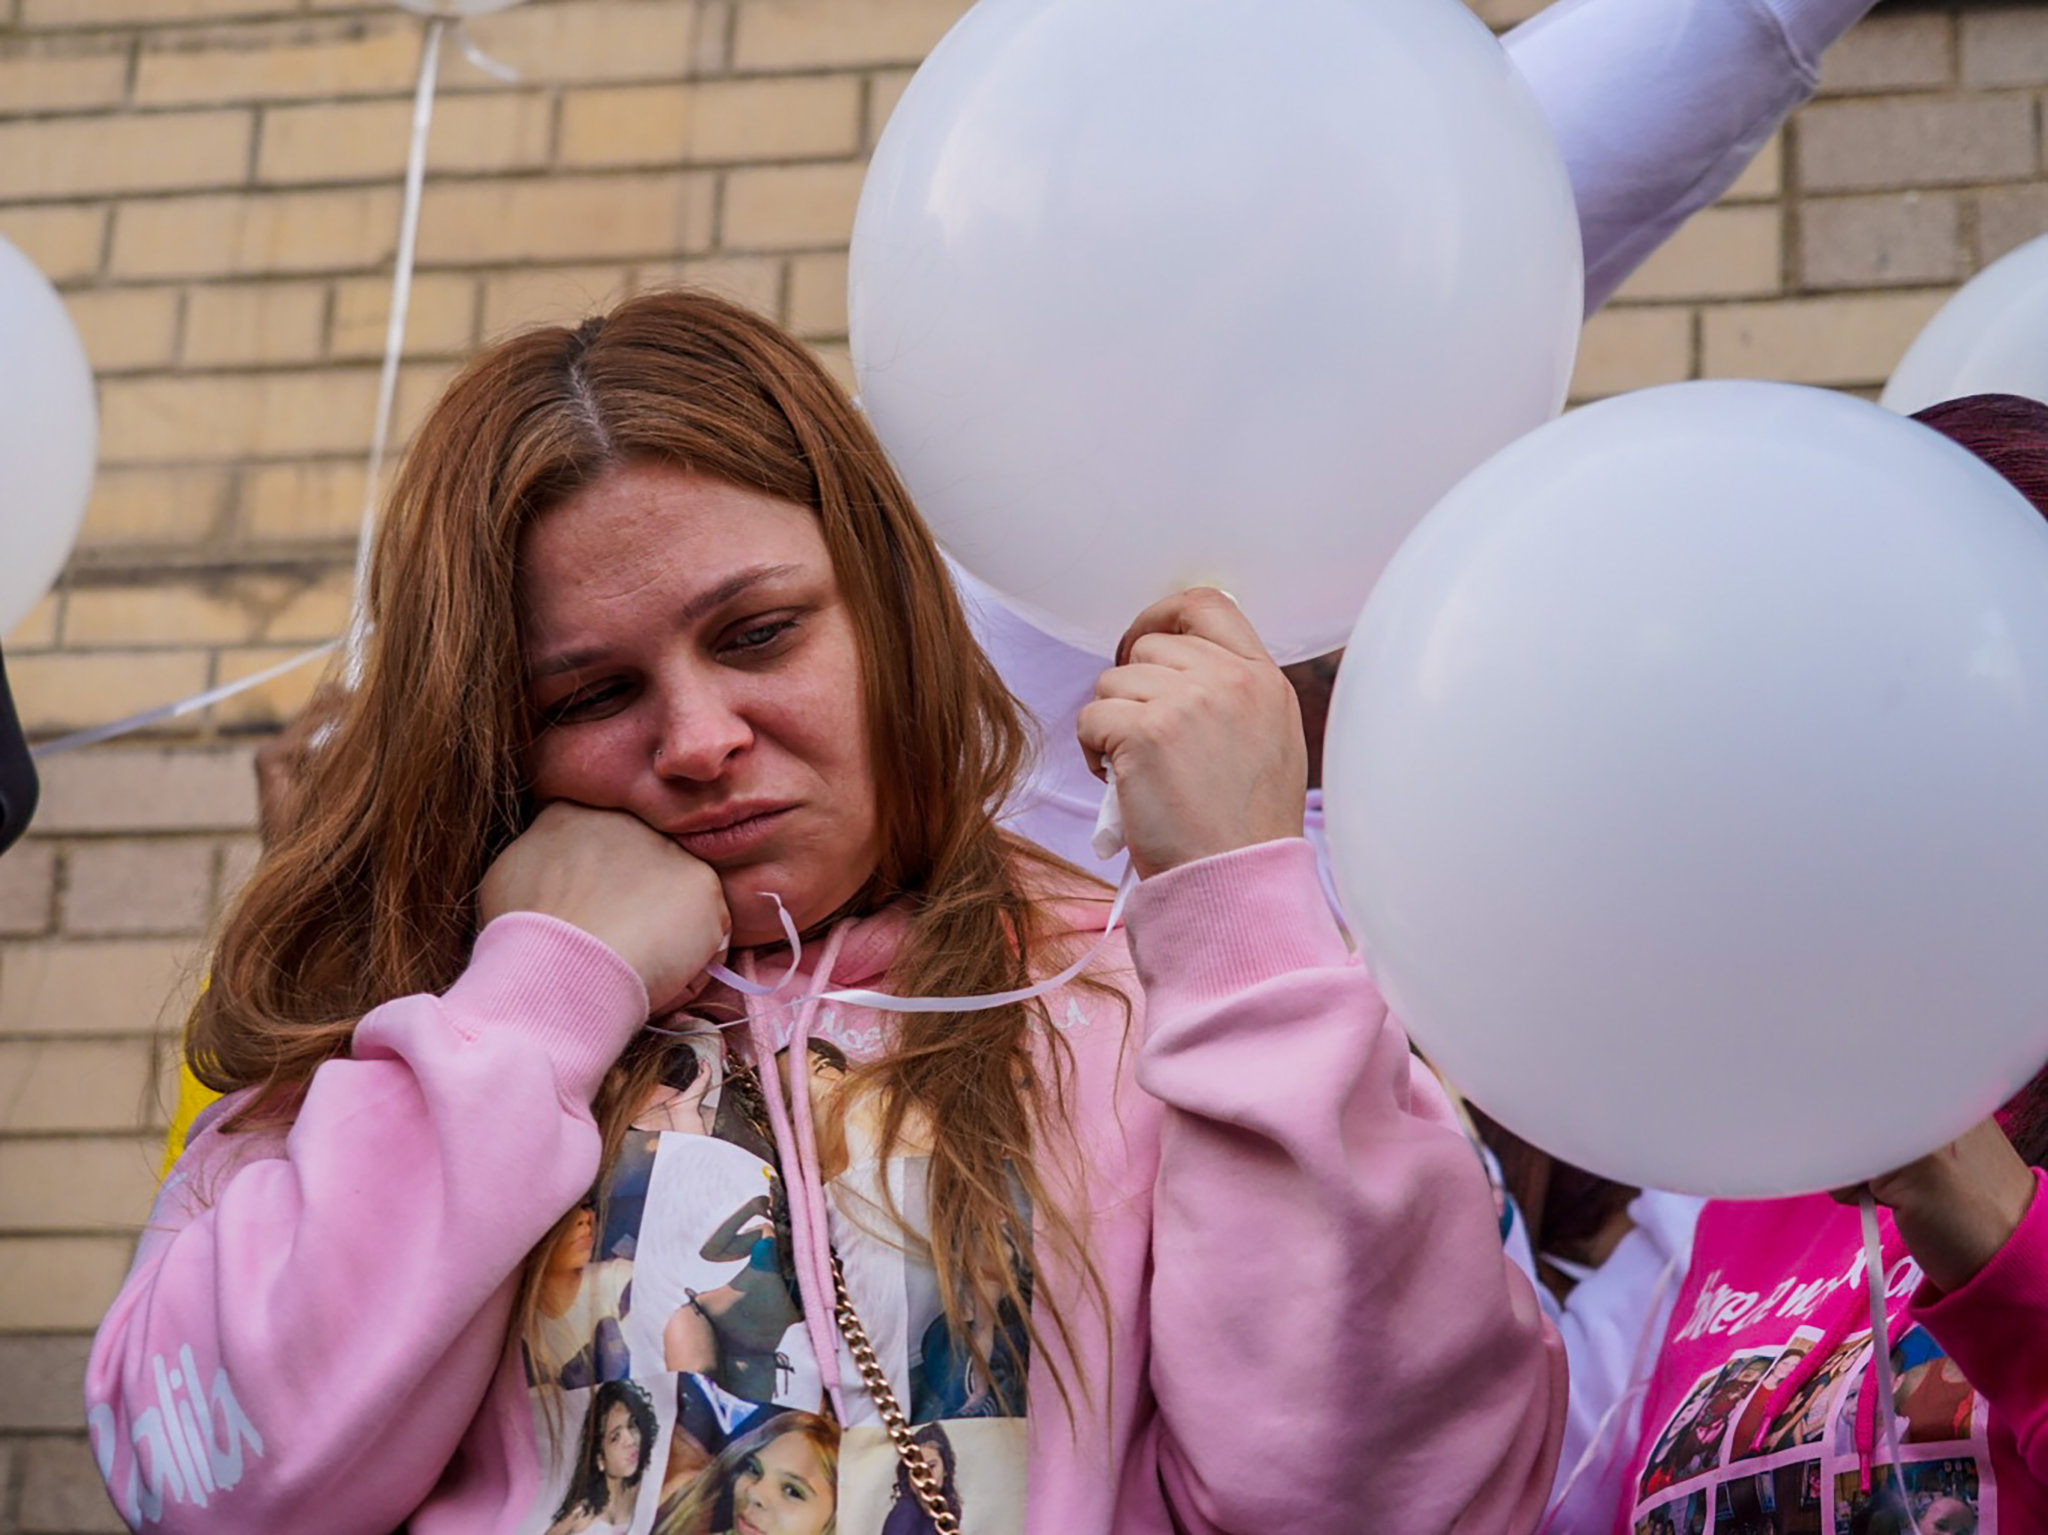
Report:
163,1060,221,1178
163,972,220,1178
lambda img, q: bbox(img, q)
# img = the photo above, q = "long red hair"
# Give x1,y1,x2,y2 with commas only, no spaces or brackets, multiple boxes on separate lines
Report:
192,288,1106,1407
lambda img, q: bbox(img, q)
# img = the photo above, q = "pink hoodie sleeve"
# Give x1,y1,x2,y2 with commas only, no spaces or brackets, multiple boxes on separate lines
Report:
1124,838,1566,1534
1911,1165,2048,1483
85,913,648,1535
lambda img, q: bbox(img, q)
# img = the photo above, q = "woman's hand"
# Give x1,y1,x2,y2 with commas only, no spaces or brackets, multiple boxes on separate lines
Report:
1077,588,1308,878
480,803,730,1014
1833,1118,2036,1295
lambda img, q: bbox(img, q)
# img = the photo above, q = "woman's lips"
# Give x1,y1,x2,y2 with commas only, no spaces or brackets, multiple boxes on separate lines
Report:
670,806,793,861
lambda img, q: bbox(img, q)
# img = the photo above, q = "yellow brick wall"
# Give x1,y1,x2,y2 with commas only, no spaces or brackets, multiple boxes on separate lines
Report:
1,0,2044,1525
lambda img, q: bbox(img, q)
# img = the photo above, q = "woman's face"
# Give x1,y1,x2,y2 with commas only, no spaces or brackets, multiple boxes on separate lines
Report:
731,1431,833,1535
598,1402,641,1482
520,463,882,948
1758,1344,1809,1394
551,1207,596,1275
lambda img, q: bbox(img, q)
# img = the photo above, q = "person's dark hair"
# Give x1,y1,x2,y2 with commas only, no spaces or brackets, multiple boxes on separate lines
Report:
553,1378,658,1522
881,1423,959,1535
1911,393,2048,513
1912,392,2048,1169
0,650,38,858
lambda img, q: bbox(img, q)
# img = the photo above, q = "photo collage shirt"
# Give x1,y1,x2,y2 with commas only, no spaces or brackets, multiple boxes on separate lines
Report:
518,1012,1031,1535
1625,1200,1996,1535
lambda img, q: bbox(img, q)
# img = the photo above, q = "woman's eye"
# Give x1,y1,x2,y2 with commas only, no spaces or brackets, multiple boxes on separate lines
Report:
540,681,627,724
780,1477,808,1502
725,617,798,655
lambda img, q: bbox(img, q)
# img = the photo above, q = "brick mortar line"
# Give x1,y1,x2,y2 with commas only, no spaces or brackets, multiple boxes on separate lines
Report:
0,1121,170,1140
0,1026,196,1039
50,545,361,574
38,548,356,581
0,1428,99,1437
13,1,732,40
44,253,837,285
87,355,472,378
12,155,2017,213
0,163,727,209
0,60,932,112
17,645,331,662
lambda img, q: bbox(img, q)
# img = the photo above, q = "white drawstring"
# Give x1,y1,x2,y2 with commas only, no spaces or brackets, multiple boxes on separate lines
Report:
707,869,1136,1019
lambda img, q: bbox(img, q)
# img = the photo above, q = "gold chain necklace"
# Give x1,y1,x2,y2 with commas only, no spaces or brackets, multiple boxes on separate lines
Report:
829,1254,963,1535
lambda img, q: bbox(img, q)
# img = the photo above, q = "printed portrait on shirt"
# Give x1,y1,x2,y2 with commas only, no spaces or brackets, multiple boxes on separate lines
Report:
536,1378,674,1535
634,1031,727,1140
835,1419,1028,1535
826,1068,1033,1430
1727,1330,1822,1463
527,1042,735,1393
653,1405,839,1535
1751,1335,1869,1458
529,1195,641,1391
1715,1465,1824,1535
1641,1353,1774,1496
517,1027,1034,1535
1637,1490,1709,1535
1853,1329,1975,1448
629,1148,812,1410
1831,1457,1979,1535
1896,1362,1976,1446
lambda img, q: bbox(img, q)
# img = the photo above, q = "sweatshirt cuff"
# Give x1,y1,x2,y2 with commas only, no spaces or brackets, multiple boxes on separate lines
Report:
443,912,650,1105
1754,0,1874,71
1910,1167,2048,1395
1124,839,1353,1008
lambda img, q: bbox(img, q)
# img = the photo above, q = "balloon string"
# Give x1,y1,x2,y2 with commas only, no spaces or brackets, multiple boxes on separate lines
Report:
452,21,520,82
29,642,339,759
1091,765,1126,860
707,893,806,997
1861,1192,1922,1533
343,15,446,686
700,868,1136,1024
28,12,519,759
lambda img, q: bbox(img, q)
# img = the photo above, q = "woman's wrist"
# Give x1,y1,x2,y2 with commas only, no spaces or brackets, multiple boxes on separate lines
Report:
1877,1120,2036,1295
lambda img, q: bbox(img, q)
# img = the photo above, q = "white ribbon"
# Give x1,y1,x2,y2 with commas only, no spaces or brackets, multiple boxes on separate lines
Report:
1861,1192,1923,1533
343,16,447,684
29,642,339,759
25,7,520,758
701,868,1137,1021
344,13,519,683
1091,765,1126,860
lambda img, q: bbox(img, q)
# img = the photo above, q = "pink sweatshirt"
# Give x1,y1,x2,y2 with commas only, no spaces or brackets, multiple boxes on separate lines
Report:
1577,1173,2048,1534
87,840,1563,1534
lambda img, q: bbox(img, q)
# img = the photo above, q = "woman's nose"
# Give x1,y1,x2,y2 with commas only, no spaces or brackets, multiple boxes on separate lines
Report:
651,688,753,781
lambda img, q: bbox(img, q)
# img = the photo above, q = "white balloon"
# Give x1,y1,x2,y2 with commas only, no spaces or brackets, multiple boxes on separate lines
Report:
0,237,96,638
849,0,1582,661
1884,234,2048,416
1324,381,2048,1198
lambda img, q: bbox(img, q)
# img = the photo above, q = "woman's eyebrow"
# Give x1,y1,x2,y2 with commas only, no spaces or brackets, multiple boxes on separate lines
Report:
676,561,804,628
526,562,806,681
